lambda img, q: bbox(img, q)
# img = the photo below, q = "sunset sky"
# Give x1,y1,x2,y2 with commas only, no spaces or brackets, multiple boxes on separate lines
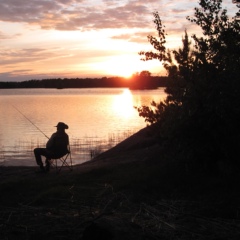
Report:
0,0,237,82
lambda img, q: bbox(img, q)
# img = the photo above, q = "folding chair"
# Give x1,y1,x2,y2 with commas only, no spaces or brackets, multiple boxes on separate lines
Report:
50,145,73,173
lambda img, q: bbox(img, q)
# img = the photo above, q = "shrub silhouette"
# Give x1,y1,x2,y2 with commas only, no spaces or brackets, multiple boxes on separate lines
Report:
137,0,240,172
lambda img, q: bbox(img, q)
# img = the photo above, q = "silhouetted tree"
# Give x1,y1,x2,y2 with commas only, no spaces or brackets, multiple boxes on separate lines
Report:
137,0,240,171
139,70,151,77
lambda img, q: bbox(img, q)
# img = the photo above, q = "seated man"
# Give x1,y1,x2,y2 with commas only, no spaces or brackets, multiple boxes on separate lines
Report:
34,122,69,172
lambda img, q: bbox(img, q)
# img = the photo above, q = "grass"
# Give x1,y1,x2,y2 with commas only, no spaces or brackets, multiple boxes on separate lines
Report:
0,130,135,166
1,121,240,240
1,157,240,240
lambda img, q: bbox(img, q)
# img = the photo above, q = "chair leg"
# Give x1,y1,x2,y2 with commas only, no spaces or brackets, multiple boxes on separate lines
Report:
55,153,73,173
46,153,72,174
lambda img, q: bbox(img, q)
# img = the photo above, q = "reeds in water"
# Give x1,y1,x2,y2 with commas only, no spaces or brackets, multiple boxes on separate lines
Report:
0,130,135,166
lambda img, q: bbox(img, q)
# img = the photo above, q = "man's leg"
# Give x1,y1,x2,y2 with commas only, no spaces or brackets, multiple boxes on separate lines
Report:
45,158,51,172
34,148,50,171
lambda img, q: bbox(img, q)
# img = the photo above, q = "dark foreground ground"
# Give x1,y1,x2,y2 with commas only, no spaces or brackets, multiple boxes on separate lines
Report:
1,127,240,240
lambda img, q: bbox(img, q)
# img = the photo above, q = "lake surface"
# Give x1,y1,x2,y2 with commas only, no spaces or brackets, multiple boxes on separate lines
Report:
0,88,167,166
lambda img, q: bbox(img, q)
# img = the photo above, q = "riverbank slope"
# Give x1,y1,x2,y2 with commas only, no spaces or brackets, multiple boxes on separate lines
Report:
1,126,240,240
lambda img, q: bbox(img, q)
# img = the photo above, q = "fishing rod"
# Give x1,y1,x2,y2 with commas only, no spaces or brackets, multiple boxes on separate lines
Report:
12,105,49,139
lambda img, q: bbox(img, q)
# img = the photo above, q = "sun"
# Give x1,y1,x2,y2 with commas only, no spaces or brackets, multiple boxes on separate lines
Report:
98,54,146,78
102,54,165,78
104,55,136,78
89,51,164,78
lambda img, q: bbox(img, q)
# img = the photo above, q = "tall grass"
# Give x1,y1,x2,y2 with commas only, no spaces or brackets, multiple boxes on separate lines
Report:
0,130,135,166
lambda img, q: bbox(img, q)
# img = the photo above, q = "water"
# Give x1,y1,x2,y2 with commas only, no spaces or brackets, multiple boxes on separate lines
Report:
0,88,167,166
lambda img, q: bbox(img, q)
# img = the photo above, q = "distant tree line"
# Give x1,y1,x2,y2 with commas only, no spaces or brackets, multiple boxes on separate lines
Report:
0,75,168,89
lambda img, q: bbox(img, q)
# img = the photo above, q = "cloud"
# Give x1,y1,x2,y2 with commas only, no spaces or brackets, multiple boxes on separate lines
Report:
0,67,103,82
0,31,7,39
2,0,236,82
0,30,21,40
0,0,160,31
0,0,235,33
0,48,61,65
0,70,40,82
0,69,68,82
111,31,155,43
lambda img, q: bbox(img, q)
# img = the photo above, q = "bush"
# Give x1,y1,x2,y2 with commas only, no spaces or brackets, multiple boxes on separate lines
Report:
137,0,240,172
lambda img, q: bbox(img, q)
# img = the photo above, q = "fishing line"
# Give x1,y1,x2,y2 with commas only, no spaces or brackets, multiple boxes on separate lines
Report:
12,105,49,139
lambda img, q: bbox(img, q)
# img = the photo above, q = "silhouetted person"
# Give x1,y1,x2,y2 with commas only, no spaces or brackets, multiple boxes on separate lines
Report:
34,122,69,172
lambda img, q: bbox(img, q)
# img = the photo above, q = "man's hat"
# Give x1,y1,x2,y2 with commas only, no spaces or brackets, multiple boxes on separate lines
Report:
55,122,68,129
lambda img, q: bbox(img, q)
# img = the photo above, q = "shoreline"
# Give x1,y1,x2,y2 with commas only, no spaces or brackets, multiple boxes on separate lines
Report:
1,126,240,239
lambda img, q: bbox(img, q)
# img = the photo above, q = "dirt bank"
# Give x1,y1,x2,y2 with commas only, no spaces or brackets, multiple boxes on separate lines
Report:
1,126,240,240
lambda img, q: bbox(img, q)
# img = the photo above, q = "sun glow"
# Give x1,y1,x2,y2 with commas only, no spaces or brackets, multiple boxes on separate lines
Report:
112,89,135,118
103,55,137,78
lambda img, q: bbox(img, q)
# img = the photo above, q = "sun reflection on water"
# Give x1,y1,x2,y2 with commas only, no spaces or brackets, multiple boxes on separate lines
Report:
112,89,135,119
0,88,167,166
